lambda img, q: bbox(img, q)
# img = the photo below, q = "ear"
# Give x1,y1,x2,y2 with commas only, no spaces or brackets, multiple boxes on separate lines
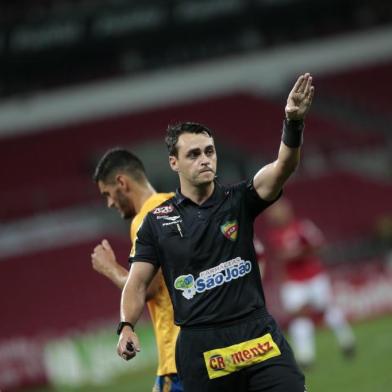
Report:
115,174,127,188
169,155,179,172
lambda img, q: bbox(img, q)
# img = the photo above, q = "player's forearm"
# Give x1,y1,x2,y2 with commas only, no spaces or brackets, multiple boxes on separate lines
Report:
108,264,129,289
276,116,304,175
254,118,303,200
120,277,147,326
275,141,300,178
268,143,300,193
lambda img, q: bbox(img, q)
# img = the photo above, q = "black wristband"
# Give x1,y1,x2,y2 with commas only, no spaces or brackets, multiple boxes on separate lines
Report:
281,119,304,148
117,321,135,335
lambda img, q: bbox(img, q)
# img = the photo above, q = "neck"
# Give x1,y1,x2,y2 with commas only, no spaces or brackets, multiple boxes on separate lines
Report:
180,181,215,205
134,182,156,213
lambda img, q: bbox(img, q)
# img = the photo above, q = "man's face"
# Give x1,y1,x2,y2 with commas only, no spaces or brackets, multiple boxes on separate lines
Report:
170,132,217,186
98,179,135,219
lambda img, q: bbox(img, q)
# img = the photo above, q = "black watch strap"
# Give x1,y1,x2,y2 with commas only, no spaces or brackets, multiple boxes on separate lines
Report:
117,321,135,335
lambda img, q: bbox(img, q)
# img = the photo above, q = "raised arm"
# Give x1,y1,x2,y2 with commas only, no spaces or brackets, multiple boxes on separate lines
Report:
117,261,157,361
254,73,314,201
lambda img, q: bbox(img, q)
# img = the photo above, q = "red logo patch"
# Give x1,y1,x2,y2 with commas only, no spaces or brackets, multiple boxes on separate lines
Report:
220,221,238,241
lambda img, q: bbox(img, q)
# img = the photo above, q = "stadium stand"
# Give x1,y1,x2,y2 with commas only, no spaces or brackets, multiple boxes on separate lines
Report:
317,60,392,116
1,93,386,222
0,236,130,340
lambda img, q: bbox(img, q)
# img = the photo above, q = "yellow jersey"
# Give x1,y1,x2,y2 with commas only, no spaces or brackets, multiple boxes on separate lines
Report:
130,193,179,376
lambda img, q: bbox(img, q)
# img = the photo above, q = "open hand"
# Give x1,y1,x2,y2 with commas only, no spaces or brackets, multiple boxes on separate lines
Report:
285,73,314,121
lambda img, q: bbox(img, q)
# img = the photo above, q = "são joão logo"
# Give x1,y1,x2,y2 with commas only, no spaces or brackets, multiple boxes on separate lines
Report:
174,258,252,300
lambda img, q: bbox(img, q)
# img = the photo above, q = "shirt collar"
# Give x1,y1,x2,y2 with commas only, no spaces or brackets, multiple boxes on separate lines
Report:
174,181,225,207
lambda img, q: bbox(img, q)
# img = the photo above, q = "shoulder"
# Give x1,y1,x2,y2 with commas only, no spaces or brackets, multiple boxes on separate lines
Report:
136,193,176,223
131,196,175,238
154,192,175,204
221,179,248,195
142,197,178,231
144,193,175,212
149,196,176,216
222,179,257,203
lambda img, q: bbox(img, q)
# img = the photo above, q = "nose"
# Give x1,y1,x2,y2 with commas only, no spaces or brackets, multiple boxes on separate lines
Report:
201,153,211,166
107,197,115,209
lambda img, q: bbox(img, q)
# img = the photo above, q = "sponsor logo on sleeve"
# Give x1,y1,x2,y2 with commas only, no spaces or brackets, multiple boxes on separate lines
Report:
173,257,252,300
156,215,183,226
153,205,174,215
157,215,180,221
153,210,183,227
220,220,238,241
203,333,281,379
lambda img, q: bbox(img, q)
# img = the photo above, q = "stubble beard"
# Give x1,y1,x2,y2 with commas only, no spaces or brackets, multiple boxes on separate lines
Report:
194,172,215,188
116,191,134,220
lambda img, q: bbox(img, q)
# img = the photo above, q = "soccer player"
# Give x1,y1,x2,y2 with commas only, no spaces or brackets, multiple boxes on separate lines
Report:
264,197,356,368
91,148,183,392
117,73,314,391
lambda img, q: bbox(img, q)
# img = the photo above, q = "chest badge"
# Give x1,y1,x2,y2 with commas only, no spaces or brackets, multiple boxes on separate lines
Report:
221,220,239,241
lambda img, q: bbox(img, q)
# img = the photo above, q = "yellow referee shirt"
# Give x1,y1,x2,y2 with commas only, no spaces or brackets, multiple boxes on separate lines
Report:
130,193,179,376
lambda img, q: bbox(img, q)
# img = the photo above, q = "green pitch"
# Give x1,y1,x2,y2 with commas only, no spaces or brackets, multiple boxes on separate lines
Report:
29,314,392,392
305,314,392,392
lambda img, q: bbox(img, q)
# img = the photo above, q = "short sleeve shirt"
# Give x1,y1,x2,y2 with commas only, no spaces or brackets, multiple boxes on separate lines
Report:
130,180,280,327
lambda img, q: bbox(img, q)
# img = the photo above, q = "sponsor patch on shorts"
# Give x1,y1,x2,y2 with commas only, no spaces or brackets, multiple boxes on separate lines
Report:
203,333,281,379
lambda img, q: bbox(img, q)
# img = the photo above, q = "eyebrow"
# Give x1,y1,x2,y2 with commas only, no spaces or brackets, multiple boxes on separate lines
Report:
186,144,215,155
186,147,201,156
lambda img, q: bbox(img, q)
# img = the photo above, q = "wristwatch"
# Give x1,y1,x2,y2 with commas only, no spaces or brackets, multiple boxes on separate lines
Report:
117,321,135,335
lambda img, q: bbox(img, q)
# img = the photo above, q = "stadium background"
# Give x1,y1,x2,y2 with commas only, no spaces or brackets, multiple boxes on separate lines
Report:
0,0,391,391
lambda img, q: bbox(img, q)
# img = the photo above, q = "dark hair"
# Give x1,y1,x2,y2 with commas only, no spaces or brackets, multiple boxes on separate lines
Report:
165,122,213,156
93,148,146,184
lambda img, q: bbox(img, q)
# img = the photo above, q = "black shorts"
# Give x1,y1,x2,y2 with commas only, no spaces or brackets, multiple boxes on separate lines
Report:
175,310,305,392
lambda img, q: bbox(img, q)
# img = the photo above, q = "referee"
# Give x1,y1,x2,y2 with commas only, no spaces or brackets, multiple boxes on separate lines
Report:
117,73,314,391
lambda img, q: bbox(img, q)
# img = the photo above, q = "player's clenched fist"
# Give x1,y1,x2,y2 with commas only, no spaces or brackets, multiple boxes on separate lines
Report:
91,239,117,276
